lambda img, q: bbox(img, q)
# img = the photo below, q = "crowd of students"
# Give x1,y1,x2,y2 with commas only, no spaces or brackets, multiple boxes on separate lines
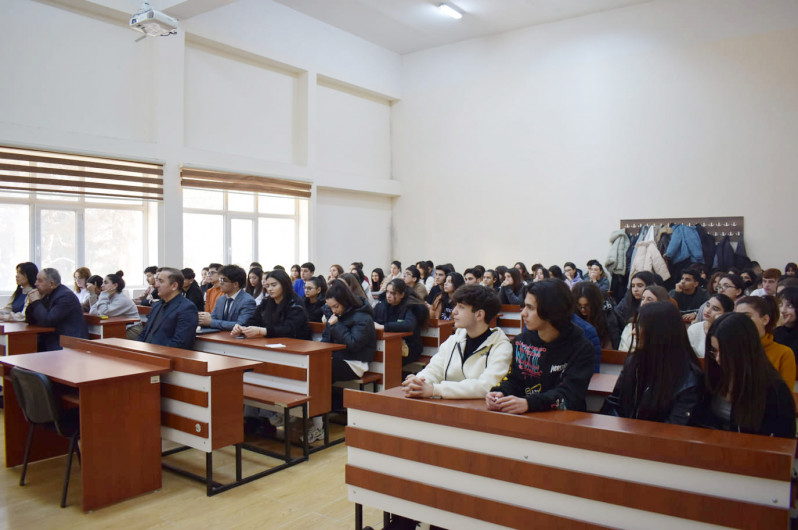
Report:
4,256,798,441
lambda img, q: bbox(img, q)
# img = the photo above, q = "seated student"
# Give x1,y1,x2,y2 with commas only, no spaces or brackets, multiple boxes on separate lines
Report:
418,260,435,292
198,265,256,331
425,264,450,305
572,281,621,350
133,265,159,305
481,269,501,293
499,267,524,305
514,262,532,284
370,268,385,302
735,296,796,387
585,259,610,293
199,266,210,293
601,302,703,425
618,285,671,352
204,262,223,313
323,281,377,383
303,275,327,323
2,262,38,322
292,262,314,297
373,279,428,364
687,294,734,358
246,266,264,305
89,271,140,338
486,279,594,414
234,269,311,339
25,268,89,351
777,276,798,293
614,271,656,324
72,266,91,306
668,269,710,322
403,284,512,399
774,287,798,362
350,262,370,293
180,268,205,311
750,268,781,297
429,272,465,321
402,266,428,301
531,264,550,282
80,275,103,312
137,268,198,350
327,264,344,286
699,313,795,438
463,268,478,285
339,272,372,309
380,260,402,291
714,273,745,305
547,265,564,281
563,262,583,288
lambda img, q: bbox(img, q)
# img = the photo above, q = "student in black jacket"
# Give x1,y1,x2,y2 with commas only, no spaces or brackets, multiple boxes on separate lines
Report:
233,269,311,340
373,278,428,364
601,302,703,425
323,281,377,382
487,279,594,414
303,275,326,323
698,313,795,438
181,268,204,311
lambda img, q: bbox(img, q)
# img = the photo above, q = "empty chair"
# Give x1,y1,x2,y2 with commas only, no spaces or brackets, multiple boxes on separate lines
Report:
10,367,81,508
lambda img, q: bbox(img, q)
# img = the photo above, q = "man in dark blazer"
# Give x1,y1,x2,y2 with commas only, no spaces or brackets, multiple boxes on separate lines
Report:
26,267,89,351
138,267,198,350
197,264,256,331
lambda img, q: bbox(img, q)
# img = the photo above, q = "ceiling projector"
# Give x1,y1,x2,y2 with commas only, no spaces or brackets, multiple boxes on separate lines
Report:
130,1,178,37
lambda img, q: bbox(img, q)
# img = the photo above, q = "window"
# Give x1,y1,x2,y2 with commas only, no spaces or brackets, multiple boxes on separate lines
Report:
0,146,162,294
181,168,310,271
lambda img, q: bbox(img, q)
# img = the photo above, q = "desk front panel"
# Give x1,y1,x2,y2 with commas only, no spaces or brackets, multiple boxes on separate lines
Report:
195,338,331,417
345,389,793,529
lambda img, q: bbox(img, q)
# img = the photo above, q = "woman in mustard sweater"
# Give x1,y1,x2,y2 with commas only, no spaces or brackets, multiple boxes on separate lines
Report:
735,295,795,388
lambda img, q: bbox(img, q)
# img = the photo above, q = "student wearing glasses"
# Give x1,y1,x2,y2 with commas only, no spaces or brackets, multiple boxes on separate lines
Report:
198,265,256,331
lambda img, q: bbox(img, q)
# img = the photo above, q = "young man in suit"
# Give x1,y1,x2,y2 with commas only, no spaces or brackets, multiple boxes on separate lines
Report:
25,267,89,351
198,264,256,331
138,267,198,350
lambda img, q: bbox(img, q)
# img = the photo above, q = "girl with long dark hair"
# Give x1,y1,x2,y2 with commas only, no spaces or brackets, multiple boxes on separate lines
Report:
572,281,621,349
374,278,428,364
700,313,795,437
234,269,311,339
430,272,465,321
2,262,38,321
601,302,703,424
499,268,524,305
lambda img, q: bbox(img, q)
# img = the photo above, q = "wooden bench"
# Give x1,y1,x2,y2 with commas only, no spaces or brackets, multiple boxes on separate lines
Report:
242,383,310,461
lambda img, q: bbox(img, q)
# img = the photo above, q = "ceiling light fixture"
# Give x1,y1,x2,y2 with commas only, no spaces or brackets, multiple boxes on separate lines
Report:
438,3,463,20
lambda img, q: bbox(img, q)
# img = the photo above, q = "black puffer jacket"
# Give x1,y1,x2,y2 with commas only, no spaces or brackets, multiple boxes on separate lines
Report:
373,299,426,363
322,300,377,363
304,296,325,323
247,292,311,340
601,355,703,425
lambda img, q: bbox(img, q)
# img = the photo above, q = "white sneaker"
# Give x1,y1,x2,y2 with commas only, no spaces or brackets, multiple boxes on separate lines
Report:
303,426,324,444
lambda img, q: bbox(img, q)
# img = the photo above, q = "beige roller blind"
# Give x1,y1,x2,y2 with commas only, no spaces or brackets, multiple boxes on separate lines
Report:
181,167,311,199
0,146,163,201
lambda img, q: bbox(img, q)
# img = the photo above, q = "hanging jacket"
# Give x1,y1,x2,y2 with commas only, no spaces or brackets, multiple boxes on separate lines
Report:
605,230,630,276
694,224,717,270
734,234,750,270
629,241,671,282
714,236,735,272
666,225,704,264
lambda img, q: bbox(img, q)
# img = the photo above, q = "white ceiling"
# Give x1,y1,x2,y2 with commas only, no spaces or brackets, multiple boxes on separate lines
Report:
272,0,654,54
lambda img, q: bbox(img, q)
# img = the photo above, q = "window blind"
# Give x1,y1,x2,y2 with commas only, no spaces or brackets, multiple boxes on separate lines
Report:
0,146,163,201
181,167,311,199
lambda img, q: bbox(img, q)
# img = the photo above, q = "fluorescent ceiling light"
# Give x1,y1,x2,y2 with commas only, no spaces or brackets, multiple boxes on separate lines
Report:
438,3,463,20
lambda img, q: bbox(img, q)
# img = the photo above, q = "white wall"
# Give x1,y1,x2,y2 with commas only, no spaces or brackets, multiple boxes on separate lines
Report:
392,0,798,271
315,188,392,277
1,0,400,271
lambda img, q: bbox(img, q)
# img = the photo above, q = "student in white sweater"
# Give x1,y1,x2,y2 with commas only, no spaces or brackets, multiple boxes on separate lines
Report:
89,271,140,322
402,284,512,399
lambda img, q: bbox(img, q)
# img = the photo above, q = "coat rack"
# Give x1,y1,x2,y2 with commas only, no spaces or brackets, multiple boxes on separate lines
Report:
620,216,744,242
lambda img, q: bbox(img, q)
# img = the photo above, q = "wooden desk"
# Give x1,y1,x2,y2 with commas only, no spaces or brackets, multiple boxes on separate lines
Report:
600,348,628,376
420,319,454,358
84,315,139,340
1,346,171,511
69,337,261,452
0,322,55,355
195,333,344,418
586,372,619,412
497,304,521,338
345,388,796,529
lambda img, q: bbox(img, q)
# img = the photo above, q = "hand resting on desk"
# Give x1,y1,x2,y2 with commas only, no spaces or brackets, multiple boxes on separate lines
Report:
402,374,433,398
485,391,529,414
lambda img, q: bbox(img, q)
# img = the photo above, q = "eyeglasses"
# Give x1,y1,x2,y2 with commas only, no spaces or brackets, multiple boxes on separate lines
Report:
717,283,734,291
219,277,232,284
